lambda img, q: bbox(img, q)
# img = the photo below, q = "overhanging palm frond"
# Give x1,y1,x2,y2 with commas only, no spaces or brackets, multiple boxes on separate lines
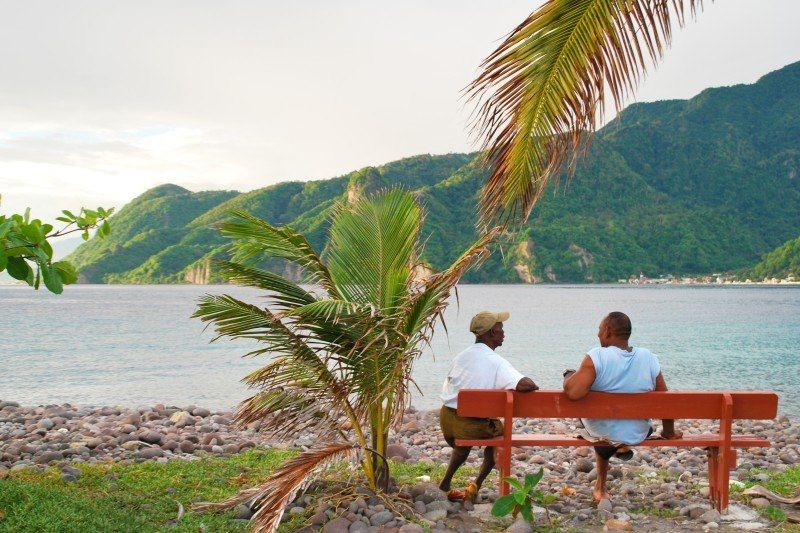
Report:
219,210,340,298
470,0,704,224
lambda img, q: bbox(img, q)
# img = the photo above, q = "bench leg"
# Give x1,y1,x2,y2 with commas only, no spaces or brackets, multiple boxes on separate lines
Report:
717,447,731,511
499,446,512,496
706,448,718,504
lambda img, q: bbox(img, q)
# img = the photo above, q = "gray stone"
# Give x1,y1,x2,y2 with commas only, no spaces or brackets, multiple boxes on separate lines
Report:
191,407,211,417
423,509,447,521
140,431,162,444
425,501,450,513
349,522,370,532
38,418,54,430
35,451,63,464
505,517,533,533
137,447,164,459
386,443,410,460
398,524,424,533
234,504,253,520
750,497,770,509
322,517,351,533
370,510,394,526
698,509,722,523
575,457,593,473
598,498,613,513
413,500,426,514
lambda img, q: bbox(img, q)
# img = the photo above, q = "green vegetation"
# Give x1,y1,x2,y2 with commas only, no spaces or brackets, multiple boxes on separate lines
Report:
192,189,497,529
0,453,482,533
0,449,296,532
743,466,800,530
67,61,800,283
745,236,800,280
0,205,113,293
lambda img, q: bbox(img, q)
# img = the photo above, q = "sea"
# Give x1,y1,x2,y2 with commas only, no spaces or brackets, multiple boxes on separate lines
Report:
1,284,798,418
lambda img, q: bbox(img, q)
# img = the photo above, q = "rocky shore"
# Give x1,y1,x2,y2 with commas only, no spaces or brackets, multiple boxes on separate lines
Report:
1,399,798,531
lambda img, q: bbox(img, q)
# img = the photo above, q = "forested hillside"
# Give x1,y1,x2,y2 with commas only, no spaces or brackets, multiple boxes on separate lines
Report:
68,61,800,283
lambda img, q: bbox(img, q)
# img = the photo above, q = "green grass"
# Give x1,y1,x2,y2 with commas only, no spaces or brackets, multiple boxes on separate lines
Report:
0,452,483,533
0,449,297,533
741,466,800,530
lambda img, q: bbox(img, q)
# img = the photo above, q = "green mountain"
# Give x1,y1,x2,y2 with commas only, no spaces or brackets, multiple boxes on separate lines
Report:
745,236,800,281
69,61,800,283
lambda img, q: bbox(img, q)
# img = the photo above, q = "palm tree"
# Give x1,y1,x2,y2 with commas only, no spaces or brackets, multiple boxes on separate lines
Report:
192,189,499,532
470,0,705,223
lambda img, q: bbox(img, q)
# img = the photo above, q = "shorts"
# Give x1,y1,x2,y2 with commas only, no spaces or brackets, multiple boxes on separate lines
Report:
440,406,504,447
593,426,654,460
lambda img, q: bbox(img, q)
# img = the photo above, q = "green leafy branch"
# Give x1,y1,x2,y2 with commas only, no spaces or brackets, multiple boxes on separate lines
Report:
0,205,114,294
491,468,556,524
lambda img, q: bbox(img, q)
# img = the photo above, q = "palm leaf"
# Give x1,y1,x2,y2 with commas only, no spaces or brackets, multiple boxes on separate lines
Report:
326,190,421,308
470,0,704,223
219,210,340,298
191,442,357,533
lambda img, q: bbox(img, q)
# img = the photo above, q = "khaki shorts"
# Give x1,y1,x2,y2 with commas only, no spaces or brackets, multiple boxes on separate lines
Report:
440,406,504,447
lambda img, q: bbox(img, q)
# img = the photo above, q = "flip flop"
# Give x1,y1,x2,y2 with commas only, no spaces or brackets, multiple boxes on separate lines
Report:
446,489,465,502
463,481,479,503
614,448,635,461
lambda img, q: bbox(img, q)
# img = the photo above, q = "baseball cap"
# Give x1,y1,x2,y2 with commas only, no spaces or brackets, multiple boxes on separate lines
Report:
469,310,510,335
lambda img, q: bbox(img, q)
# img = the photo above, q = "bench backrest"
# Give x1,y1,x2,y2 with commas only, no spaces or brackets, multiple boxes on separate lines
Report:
456,390,778,420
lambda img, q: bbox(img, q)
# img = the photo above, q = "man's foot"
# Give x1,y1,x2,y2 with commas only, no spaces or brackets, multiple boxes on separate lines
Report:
614,445,634,461
463,481,479,503
445,489,466,502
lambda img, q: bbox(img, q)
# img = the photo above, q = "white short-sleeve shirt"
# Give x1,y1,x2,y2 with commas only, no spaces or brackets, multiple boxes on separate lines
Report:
440,343,524,408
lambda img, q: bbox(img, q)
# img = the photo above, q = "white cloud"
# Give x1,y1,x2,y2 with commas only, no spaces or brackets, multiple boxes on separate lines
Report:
0,0,798,223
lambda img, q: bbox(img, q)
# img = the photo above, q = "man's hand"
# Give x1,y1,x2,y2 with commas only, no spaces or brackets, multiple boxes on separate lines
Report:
516,377,539,392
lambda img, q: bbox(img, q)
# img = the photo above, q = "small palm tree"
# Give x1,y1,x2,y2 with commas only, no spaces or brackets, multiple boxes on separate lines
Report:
470,0,705,223
193,189,498,531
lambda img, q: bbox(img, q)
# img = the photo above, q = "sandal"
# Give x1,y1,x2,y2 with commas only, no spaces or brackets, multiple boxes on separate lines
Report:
446,489,465,502
463,481,479,503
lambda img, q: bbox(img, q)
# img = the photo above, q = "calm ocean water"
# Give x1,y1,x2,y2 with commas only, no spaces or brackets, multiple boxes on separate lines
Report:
1,284,798,417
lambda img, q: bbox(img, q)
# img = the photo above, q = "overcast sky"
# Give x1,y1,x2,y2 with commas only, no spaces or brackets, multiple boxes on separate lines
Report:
1,0,799,223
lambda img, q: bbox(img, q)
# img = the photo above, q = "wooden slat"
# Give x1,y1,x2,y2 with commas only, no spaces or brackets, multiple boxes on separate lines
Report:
456,390,778,420
455,433,770,448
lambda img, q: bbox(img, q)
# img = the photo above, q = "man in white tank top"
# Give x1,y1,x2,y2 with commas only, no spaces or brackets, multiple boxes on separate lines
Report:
563,312,682,501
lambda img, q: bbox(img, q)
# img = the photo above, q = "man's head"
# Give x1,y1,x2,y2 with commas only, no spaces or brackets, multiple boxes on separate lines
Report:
470,310,509,349
598,311,632,347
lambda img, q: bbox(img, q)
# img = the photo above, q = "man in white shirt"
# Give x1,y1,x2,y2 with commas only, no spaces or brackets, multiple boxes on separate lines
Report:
438,311,538,501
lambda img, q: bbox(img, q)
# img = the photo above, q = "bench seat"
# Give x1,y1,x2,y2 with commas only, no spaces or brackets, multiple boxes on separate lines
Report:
456,433,770,448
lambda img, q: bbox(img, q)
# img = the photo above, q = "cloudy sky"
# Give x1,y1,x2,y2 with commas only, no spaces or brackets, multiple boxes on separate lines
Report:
2,0,799,223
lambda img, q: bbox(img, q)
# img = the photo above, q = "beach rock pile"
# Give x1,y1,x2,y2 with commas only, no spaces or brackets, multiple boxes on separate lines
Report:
1,399,797,531
0,400,270,468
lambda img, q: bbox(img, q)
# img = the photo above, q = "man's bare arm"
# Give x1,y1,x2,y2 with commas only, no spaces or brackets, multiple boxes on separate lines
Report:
563,355,596,400
655,372,682,438
516,377,539,392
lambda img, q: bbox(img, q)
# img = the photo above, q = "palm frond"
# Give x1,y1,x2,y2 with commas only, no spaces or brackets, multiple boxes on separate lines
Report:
215,260,317,310
219,210,340,298
326,189,421,308
404,225,501,338
470,0,704,223
193,442,357,533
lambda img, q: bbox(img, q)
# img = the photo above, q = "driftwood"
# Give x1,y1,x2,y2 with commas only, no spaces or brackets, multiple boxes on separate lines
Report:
743,486,800,505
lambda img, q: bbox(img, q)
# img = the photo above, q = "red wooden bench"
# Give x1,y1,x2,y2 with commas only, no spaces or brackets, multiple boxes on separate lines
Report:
455,390,778,511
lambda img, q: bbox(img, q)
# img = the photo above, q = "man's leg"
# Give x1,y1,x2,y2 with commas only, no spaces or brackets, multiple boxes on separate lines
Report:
474,446,496,489
593,449,611,500
439,445,471,492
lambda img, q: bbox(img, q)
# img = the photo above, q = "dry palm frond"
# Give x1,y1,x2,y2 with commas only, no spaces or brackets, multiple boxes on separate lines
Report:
193,442,357,533
469,0,705,224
